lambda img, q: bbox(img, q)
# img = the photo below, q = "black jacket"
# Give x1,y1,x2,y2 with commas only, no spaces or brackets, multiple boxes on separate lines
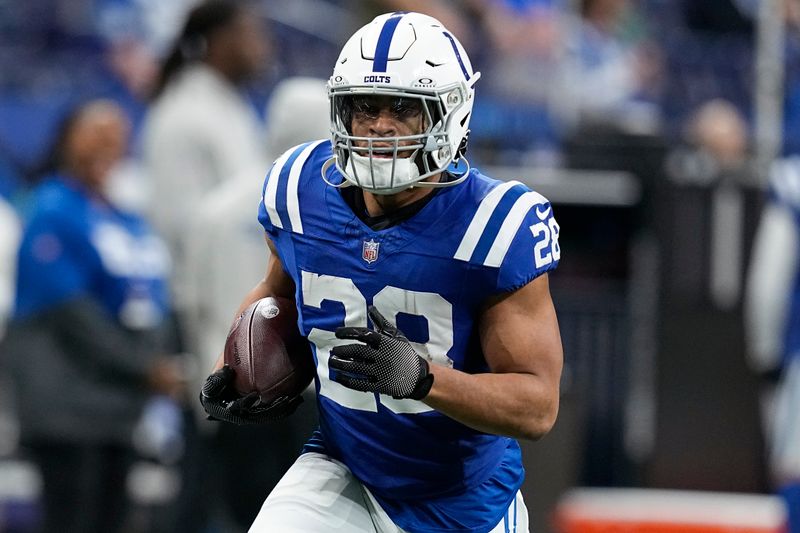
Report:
2,297,170,445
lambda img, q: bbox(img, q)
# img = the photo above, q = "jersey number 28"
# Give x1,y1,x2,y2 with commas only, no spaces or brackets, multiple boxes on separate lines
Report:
301,271,453,415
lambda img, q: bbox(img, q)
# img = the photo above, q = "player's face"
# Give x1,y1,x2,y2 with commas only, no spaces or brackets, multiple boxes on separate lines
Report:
349,95,426,157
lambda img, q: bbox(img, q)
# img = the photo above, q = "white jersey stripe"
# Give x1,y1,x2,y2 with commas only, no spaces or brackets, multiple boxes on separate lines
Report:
264,148,295,229
785,159,800,206
286,140,325,234
484,190,549,268
454,180,521,262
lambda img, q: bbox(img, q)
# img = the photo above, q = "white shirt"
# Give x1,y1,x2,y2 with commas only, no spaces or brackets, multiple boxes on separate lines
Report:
180,76,330,392
142,63,266,310
183,167,268,373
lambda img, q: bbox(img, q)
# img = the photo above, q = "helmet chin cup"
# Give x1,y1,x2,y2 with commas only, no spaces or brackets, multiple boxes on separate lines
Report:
327,12,480,194
346,152,421,194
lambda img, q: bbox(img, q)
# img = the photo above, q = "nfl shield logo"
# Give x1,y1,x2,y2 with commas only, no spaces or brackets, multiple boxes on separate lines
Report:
362,239,380,264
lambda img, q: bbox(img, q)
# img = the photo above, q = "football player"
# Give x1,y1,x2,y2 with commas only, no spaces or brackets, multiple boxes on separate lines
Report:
746,157,800,533
200,12,563,533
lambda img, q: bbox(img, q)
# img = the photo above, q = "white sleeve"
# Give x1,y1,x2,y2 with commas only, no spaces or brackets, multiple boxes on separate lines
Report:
0,198,21,338
744,203,800,373
183,175,271,373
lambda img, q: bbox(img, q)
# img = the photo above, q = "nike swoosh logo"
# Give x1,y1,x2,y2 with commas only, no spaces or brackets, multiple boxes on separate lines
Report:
535,205,551,220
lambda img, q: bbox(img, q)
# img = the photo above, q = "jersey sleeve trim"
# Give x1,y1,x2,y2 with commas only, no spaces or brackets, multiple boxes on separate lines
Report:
485,190,548,267
453,180,522,262
263,139,326,234
455,180,548,267
287,140,326,233
263,147,297,230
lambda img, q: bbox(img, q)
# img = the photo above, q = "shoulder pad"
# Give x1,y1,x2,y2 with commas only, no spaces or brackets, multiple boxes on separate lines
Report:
262,139,328,234
453,180,549,267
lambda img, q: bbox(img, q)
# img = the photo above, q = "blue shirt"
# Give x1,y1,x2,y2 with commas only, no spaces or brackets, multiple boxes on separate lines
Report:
15,175,170,329
258,140,560,532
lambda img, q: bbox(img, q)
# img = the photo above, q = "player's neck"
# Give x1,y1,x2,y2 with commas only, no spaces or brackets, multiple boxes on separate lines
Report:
362,174,441,217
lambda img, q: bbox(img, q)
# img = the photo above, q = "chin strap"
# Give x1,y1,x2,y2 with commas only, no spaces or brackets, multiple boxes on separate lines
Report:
322,155,471,193
456,130,470,160
321,157,353,189
411,161,471,189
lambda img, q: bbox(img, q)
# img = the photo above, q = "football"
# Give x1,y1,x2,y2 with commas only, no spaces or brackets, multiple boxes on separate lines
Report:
224,296,315,404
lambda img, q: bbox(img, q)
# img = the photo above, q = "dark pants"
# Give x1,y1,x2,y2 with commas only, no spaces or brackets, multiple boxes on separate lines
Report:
26,441,132,533
175,396,318,531
215,419,309,526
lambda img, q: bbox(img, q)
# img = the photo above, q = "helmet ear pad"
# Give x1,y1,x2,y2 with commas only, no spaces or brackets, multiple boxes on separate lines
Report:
414,100,445,177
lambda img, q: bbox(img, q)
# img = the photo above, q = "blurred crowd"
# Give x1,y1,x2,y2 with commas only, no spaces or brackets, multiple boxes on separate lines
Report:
0,0,799,532
0,0,782,183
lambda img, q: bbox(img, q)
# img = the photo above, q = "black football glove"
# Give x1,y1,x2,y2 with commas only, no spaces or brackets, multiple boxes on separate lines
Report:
199,365,302,425
330,306,434,400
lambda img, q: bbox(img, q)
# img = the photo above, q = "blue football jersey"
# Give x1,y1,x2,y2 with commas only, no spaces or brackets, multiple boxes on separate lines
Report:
257,140,560,532
15,175,170,329
768,157,800,366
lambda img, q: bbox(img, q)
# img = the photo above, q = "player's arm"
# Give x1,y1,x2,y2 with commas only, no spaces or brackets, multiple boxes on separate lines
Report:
210,235,295,372
423,274,563,441
330,273,563,441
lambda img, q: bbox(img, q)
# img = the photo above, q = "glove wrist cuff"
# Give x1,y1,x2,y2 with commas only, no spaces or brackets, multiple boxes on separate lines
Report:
409,359,434,400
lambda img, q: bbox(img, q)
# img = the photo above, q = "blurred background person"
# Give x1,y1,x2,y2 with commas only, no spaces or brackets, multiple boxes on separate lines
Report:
184,76,329,395
0,172,21,487
2,99,184,533
688,99,751,174
473,0,566,164
142,0,271,346
560,0,663,136
745,156,800,533
140,4,273,530
0,191,19,340
181,77,328,531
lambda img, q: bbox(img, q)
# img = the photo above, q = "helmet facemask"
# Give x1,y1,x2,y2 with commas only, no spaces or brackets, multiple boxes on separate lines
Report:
330,85,469,195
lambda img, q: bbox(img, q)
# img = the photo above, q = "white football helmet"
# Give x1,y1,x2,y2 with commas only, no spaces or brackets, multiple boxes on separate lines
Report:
325,12,481,195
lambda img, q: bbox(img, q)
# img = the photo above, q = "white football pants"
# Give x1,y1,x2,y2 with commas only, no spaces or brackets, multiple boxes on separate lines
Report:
249,452,529,533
